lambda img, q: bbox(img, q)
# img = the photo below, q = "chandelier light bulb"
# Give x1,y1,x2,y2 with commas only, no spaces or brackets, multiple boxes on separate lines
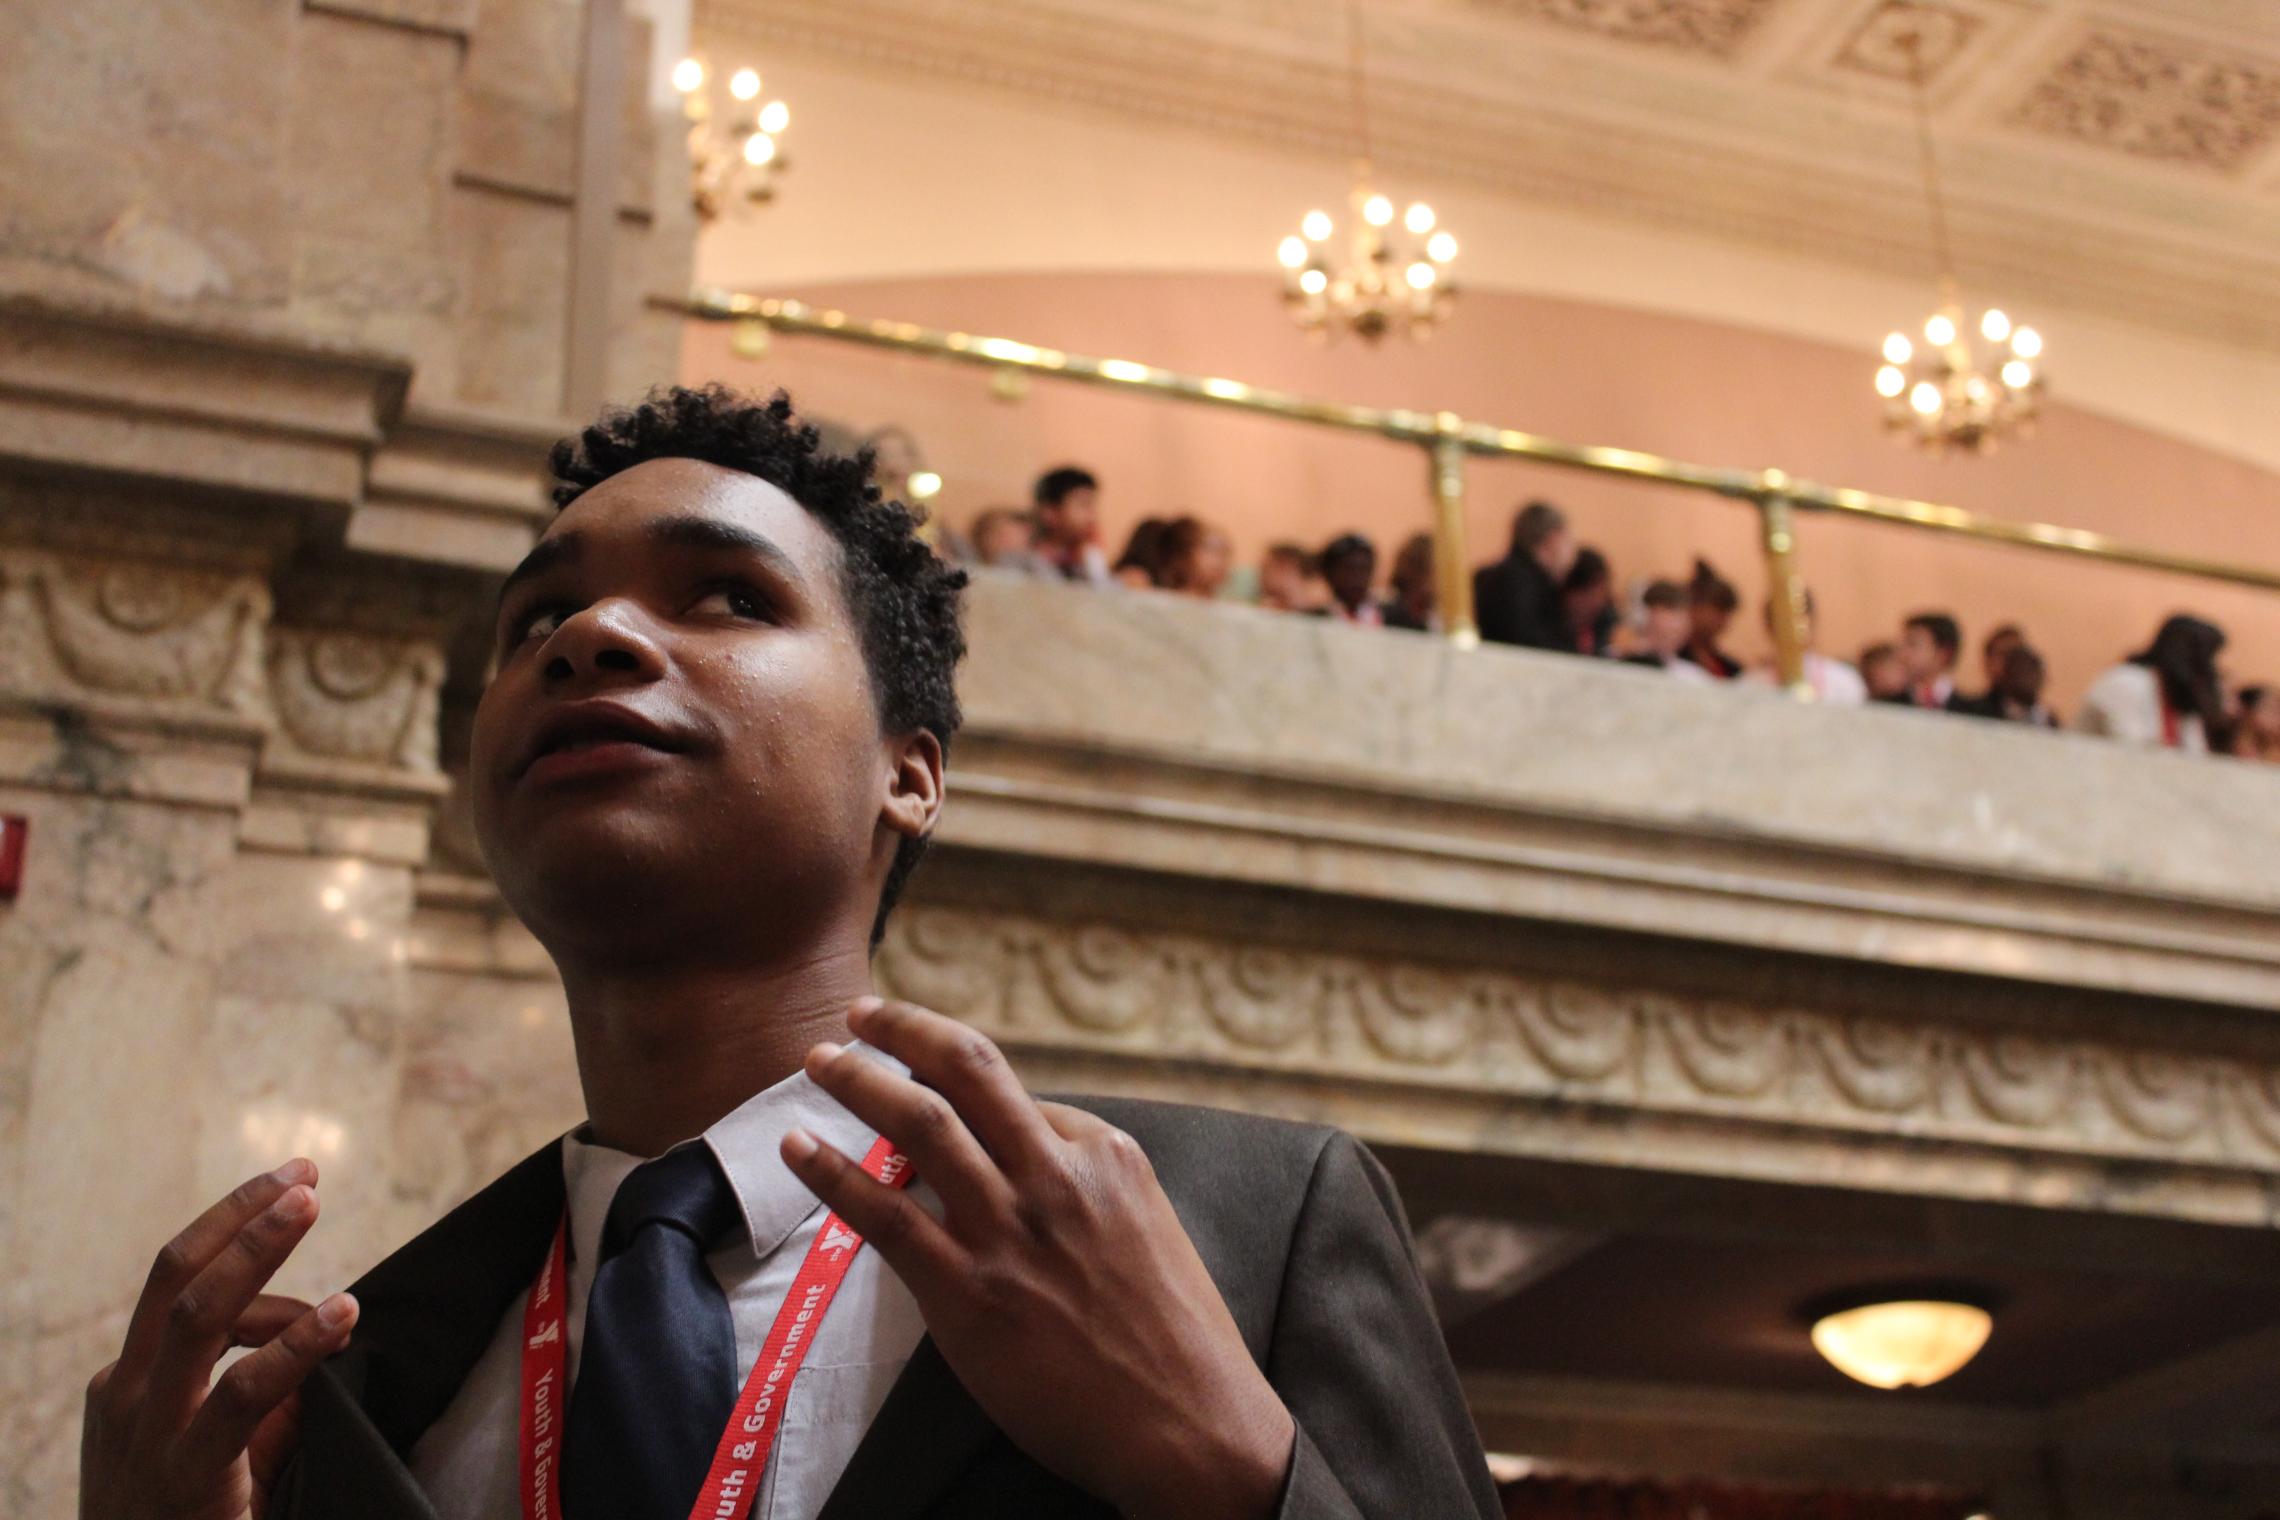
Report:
757,99,789,134
1298,268,1329,296
1362,194,1393,227
1301,209,1333,241
1875,365,1907,398
1924,313,1957,347
906,470,942,501
2001,359,2034,389
1910,381,1943,417
1427,231,1457,263
671,57,706,93
1882,333,1912,365
1980,308,2011,343
729,67,761,100
1405,261,1436,290
1404,202,1435,234
2011,326,2043,359
1277,235,1309,269
743,132,776,166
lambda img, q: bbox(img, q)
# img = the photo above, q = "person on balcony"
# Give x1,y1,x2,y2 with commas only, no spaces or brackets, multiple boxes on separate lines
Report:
1158,516,1234,600
1380,531,1438,632
1562,547,1617,656
1620,580,1713,683
1317,533,1384,626
1677,559,1743,679
1947,642,2058,727
1258,541,1330,613
2078,615,2227,753
1897,612,1963,708
1030,465,1112,585
1474,499,1576,650
1747,590,1864,704
1859,641,1909,703
2233,684,2280,763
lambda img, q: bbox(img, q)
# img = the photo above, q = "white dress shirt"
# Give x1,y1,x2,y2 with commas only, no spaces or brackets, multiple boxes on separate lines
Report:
408,1045,930,1520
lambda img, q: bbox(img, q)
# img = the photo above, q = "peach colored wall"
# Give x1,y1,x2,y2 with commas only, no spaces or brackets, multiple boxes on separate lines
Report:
681,271,2280,712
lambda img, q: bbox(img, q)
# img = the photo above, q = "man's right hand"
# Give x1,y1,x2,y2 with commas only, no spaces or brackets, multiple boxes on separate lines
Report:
80,1160,360,1520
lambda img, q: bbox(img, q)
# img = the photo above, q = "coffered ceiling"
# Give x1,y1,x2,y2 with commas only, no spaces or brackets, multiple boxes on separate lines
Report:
695,0,2280,352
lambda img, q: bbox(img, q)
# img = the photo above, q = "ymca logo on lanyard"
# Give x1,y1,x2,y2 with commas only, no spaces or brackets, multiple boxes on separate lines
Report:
517,1136,913,1520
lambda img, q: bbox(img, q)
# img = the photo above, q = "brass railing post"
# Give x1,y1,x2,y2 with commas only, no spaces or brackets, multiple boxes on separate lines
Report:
1757,469,1810,695
1431,414,1479,648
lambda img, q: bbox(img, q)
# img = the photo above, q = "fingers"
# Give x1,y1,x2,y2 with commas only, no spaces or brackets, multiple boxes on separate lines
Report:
805,1041,1010,1221
846,999,1057,1165
137,1182,322,1446
179,1293,357,1480
781,1128,961,1285
232,1294,317,1349
113,1160,316,1404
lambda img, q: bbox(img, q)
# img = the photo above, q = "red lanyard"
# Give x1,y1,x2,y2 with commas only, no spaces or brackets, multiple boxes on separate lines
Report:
518,1136,913,1520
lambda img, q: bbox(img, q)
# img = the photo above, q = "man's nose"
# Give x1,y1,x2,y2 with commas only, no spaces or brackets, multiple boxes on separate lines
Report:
542,599,667,686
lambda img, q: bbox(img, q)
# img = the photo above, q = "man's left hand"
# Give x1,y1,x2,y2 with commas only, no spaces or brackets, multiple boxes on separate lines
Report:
783,997,1294,1520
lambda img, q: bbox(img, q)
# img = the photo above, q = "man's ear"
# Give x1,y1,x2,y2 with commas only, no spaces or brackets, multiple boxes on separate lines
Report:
881,729,945,842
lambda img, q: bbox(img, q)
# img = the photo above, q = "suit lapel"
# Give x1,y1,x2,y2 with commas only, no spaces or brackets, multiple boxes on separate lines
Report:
278,1141,566,1515
815,1336,1000,1520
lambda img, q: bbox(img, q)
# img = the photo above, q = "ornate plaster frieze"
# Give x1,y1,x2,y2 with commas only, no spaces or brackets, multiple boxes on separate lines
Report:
2008,26,2280,175
1463,0,1786,59
0,548,270,719
266,627,446,774
876,903,2280,1178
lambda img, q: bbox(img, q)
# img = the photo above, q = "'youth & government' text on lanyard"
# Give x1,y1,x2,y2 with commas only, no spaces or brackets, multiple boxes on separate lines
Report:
517,1136,913,1520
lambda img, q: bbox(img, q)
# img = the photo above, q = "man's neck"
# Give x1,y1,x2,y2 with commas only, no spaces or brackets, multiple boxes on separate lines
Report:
561,942,873,1156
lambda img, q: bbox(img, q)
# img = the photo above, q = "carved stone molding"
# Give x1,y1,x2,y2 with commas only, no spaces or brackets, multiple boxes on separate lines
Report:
1464,0,1784,59
876,903,2280,1176
266,627,446,774
0,548,270,720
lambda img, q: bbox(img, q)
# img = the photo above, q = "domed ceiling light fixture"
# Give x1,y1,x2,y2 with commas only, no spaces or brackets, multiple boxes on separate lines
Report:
1875,26,2043,453
1810,1295,1993,1390
672,55,791,220
1276,0,1457,342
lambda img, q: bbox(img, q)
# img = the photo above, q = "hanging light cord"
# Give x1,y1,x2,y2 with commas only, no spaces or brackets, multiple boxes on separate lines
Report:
1904,31,1959,302
1346,0,1374,172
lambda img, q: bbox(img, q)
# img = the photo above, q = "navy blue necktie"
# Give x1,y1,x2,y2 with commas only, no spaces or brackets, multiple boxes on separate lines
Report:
563,1143,743,1520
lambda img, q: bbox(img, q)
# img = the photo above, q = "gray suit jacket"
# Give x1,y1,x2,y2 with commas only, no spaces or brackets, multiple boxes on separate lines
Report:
272,1096,1501,1520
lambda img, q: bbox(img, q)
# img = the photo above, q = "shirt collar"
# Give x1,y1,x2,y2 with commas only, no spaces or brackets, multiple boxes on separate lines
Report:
560,1040,902,1267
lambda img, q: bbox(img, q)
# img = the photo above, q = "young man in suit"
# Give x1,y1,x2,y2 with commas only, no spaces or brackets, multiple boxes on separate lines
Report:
79,387,1500,1520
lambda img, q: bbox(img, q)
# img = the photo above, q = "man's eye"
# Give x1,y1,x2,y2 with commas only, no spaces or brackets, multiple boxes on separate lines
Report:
511,606,570,645
694,584,772,621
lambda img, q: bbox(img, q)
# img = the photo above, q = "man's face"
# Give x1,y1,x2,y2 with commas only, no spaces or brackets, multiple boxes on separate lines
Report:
1998,651,2045,707
471,458,903,955
1642,604,1688,658
1039,487,1098,548
1983,630,2022,687
1325,551,1375,610
1536,528,1578,581
1899,625,1950,681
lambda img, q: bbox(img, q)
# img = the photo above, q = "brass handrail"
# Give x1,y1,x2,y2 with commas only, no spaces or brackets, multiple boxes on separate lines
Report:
686,289,2280,684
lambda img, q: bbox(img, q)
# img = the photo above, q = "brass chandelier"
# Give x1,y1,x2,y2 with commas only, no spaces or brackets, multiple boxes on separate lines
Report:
1277,2,1458,341
1875,31,2044,453
671,55,790,221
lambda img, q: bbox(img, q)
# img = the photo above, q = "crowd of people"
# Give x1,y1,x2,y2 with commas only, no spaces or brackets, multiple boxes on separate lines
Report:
940,467,2280,764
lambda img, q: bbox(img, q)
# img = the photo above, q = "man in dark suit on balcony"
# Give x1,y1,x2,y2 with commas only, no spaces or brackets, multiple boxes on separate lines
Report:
1473,499,1578,651
78,386,1500,1520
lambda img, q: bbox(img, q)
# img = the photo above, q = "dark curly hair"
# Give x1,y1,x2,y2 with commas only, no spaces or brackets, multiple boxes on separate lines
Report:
548,385,967,949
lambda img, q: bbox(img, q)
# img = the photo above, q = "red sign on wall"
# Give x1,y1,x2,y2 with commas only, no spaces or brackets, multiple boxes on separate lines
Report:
0,815,26,901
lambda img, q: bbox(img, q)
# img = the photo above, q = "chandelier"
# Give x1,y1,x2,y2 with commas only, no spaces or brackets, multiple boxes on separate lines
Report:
670,55,790,221
1875,31,2043,453
1276,3,1457,341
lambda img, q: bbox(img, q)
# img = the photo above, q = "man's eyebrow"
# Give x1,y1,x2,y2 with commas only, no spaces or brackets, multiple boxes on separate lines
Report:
497,530,583,606
645,514,805,586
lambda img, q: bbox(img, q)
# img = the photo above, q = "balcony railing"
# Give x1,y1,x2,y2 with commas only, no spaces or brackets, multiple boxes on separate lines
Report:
683,288,2280,690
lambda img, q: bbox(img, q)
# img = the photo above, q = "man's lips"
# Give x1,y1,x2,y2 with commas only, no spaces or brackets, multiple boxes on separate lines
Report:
512,701,694,781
